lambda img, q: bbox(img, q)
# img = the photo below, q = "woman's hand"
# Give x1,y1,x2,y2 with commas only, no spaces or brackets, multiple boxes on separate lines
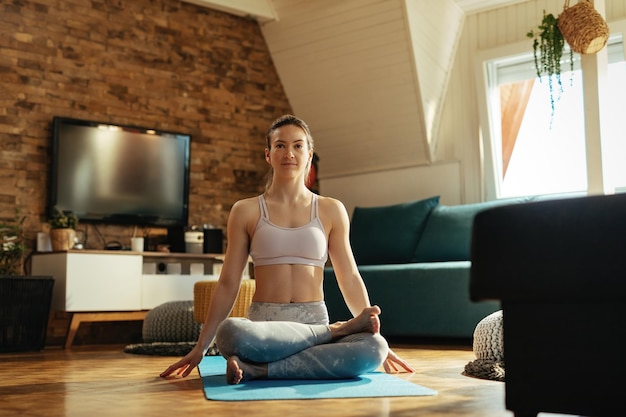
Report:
159,345,206,378
382,348,415,374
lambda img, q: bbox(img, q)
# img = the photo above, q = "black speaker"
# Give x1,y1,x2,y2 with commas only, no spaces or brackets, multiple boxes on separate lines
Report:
203,228,223,254
167,226,185,253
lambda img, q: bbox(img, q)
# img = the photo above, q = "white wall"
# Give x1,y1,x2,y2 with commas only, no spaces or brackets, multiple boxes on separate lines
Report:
320,161,461,216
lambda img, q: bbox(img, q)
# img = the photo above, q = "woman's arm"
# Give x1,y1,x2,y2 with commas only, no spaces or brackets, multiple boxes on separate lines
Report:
160,199,253,377
323,197,371,316
196,200,253,351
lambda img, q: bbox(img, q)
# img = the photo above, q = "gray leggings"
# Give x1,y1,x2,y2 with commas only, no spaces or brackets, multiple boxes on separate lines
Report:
215,301,388,379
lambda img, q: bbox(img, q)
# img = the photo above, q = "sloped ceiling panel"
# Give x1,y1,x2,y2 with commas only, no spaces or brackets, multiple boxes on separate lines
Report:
260,0,430,178
186,0,529,178
405,0,464,158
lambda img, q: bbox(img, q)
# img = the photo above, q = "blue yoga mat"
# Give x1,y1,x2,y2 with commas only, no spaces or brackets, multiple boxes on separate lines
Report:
198,356,437,401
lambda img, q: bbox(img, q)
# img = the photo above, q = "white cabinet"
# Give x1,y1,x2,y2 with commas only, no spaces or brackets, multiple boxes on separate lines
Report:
31,250,221,312
141,273,216,309
32,251,143,311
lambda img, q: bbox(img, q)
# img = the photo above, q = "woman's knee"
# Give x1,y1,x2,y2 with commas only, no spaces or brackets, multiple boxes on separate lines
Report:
339,332,388,369
351,333,388,374
215,318,248,356
371,333,389,364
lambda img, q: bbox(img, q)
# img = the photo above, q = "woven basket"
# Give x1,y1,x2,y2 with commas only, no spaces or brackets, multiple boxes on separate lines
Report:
558,0,609,55
193,279,256,323
1,276,54,352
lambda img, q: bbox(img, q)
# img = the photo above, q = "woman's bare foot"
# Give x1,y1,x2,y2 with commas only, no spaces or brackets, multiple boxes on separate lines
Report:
226,356,268,385
329,305,381,339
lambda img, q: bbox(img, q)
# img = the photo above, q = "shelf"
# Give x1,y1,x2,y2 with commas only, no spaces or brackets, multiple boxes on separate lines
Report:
35,249,225,260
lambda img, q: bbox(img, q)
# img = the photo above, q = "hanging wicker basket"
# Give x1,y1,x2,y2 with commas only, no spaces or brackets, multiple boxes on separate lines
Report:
558,0,609,55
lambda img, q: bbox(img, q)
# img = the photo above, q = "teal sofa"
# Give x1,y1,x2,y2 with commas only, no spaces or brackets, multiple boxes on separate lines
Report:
323,196,531,339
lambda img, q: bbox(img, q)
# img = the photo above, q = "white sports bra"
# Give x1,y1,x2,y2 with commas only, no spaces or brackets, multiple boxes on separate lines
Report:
249,194,328,268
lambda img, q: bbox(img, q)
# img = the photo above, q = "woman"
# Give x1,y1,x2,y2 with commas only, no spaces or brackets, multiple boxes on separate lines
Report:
160,115,414,383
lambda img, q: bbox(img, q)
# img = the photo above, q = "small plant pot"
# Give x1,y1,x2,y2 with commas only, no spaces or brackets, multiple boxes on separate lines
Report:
50,228,76,251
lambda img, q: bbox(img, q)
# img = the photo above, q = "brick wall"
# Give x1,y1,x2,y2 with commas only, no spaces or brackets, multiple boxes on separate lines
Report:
0,0,291,255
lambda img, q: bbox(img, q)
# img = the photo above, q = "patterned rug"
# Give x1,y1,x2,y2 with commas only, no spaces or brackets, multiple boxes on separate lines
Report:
124,342,220,357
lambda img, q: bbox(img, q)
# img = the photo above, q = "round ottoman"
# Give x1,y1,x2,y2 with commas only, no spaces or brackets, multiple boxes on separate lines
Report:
463,310,505,381
142,300,201,343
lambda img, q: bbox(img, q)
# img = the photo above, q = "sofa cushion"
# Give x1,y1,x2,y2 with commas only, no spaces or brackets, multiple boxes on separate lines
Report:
412,198,533,262
350,196,439,265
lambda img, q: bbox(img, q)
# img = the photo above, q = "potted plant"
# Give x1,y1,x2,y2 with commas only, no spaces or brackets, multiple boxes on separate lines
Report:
49,208,79,251
527,10,574,120
0,210,26,275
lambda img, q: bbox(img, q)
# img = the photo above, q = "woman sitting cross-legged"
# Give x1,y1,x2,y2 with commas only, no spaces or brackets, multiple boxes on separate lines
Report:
160,114,414,383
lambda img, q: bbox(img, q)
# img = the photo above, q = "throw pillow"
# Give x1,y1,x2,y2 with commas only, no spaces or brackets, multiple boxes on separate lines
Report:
412,198,532,262
350,196,439,265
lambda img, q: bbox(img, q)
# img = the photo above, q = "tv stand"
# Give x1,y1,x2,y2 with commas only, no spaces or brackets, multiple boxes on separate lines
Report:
31,250,236,348
65,311,149,349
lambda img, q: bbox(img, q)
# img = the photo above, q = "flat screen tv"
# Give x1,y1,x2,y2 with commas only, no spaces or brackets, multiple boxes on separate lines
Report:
49,116,191,227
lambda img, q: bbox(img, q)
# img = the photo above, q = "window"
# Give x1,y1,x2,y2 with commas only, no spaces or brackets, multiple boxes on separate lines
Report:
482,36,626,198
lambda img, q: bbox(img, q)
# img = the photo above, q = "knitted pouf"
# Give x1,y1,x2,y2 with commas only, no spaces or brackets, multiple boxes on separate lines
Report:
463,310,505,381
142,300,200,343
124,301,216,356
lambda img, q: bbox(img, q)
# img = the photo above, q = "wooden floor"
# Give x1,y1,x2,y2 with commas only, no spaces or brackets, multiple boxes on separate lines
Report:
0,342,567,417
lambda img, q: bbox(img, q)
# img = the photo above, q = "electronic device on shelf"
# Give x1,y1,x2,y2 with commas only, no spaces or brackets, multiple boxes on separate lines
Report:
49,116,191,228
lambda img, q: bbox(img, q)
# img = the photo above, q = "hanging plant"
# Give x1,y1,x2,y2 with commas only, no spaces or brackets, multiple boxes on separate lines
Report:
527,11,574,121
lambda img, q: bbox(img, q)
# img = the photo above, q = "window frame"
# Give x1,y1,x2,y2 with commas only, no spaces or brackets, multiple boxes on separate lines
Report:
475,19,626,201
